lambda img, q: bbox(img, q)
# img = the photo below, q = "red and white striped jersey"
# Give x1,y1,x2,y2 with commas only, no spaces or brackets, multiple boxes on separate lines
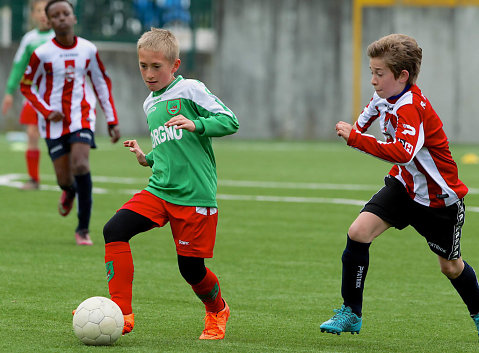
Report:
20,37,118,139
349,84,468,208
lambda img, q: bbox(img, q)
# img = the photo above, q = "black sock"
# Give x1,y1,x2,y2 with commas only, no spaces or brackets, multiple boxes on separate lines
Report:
341,234,371,317
450,261,479,316
75,172,92,231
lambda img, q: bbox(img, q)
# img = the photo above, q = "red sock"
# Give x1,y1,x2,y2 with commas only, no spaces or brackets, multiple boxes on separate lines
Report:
26,149,40,182
105,241,134,315
191,267,224,312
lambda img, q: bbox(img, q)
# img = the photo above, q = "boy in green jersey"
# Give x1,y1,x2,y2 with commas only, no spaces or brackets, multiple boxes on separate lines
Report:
103,28,239,339
2,0,54,189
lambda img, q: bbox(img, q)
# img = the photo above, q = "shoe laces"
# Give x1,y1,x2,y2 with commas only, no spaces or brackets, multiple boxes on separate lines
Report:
331,305,357,325
204,311,220,330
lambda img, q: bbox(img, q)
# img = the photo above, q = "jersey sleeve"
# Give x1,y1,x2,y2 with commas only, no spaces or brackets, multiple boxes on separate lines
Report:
5,35,33,94
190,84,239,137
356,95,380,133
347,104,424,165
20,51,53,119
87,50,119,125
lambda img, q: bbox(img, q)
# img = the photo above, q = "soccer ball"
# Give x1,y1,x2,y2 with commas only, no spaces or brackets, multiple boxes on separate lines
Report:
72,296,124,346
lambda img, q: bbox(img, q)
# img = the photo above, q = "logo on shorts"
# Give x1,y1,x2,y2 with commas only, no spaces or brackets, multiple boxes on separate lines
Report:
178,240,190,246
166,99,181,115
428,242,446,254
77,132,92,140
50,145,63,153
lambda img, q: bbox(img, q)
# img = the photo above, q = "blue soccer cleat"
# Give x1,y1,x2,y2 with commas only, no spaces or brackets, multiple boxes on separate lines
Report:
472,313,479,339
320,305,362,335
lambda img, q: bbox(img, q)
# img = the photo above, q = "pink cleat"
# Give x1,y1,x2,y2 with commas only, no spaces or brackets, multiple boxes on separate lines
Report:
75,229,93,246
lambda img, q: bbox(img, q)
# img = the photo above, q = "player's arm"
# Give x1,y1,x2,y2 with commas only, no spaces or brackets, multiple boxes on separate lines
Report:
186,83,239,137
347,106,423,165
355,95,381,134
3,37,33,114
20,52,55,119
87,49,120,142
124,140,149,167
5,34,32,96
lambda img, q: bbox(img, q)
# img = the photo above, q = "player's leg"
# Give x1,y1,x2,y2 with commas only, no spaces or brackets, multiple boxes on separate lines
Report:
177,255,229,339
321,176,409,335
439,256,479,336
104,190,166,334
169,204,229,339
413,198,479,337
320,212,389,335
103,208,157,334
70,141,92,244
46,133,77,218
20,103,41,189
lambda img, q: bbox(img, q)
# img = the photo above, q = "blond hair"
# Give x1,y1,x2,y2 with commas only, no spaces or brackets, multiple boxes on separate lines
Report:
137,28,179,63
367,34,422,85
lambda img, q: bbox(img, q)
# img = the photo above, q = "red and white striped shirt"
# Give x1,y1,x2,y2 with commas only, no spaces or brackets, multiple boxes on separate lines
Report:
349,84,468,208
20,37,118,139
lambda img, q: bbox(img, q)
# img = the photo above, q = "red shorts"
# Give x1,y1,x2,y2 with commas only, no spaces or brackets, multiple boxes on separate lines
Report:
19,101,39,125
120,190,218,258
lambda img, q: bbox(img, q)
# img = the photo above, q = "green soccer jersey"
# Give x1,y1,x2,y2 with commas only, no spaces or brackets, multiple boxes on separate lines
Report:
142,76,239,207
5,28,54,95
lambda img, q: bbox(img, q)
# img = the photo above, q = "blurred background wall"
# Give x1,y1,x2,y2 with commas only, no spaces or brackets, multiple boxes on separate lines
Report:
0,0,478,142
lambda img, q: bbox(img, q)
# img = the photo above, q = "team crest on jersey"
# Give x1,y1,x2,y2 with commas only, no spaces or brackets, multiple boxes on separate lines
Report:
65,65,75,82
166,99,181,115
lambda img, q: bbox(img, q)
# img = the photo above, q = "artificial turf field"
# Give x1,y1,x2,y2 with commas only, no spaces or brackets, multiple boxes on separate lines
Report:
0,134,478,352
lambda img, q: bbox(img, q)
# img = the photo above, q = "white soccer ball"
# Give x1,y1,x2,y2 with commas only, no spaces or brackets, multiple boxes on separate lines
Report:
72,296,124,346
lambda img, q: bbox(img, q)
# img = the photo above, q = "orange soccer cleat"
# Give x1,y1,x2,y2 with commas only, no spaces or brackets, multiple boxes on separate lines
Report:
199,301,230,340
122,313,135,335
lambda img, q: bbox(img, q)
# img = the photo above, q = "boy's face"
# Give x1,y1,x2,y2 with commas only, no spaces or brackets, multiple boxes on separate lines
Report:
46,1,76,36
32,1,49,31
138,48,180,92
369,57,408,99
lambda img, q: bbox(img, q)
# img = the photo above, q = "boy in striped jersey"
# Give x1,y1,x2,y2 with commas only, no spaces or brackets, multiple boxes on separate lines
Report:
21,0,120,245
102,28,238,338
320,34,479,338
2,0,54,190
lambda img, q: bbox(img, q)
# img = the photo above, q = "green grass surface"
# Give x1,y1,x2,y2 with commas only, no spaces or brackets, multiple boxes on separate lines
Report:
0,134,478,352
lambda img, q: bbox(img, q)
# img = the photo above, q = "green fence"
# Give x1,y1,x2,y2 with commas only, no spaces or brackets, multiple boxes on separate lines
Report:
2,0,213,43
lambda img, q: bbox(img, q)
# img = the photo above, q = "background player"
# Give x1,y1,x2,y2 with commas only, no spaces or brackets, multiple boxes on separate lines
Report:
320,34,479,338
2,0,54,190
102,28,239,339
21,0,120,245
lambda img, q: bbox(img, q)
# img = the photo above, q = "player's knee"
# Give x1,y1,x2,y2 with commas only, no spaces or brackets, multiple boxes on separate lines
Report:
440,260,463,279
348,223,369,242
72,161,90,175
177,255,206,285
103,216,129,244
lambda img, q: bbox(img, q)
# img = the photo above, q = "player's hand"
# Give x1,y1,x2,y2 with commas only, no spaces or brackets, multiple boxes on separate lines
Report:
165,114,196,132
2,94,13,115
124,139,148,166
108,124,121,143
47,111,65,122
335,121,353,142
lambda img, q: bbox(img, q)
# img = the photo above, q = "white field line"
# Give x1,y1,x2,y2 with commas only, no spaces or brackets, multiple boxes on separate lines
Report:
1,173,478,213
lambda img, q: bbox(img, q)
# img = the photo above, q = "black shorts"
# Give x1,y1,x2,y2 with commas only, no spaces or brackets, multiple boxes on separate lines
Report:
362,175,465,260
45,128,97,161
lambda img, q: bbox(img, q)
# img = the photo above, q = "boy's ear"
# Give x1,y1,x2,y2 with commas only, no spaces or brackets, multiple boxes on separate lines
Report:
399,69,409,83
172,58,181,73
